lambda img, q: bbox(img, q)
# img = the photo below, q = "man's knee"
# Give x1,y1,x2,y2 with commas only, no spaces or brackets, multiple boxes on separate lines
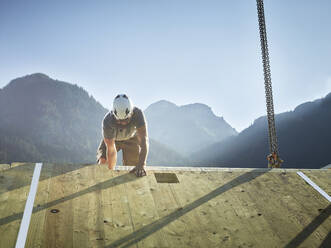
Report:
121,137,140,166
98,157,107,164
123,156,139,166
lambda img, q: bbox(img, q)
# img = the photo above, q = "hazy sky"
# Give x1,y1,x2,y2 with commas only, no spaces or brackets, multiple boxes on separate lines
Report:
1,0,330,132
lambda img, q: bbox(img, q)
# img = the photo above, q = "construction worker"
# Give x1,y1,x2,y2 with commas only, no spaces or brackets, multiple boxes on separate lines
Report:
96,94,148,177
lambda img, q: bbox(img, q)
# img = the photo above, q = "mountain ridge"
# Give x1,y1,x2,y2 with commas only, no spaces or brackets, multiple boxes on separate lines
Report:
1,73,330,169
0,73,199,165
144,99,238,155
192,92,331,168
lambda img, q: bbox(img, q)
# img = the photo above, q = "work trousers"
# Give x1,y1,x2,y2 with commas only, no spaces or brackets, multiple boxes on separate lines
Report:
97,136,140,166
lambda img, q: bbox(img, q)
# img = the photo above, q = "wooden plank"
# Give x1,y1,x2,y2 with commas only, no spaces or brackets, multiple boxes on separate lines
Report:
103,170,136,247
0,163,34,248
0,163,36,194
233,171,298,246
164,171,206,247
71,163,109,247
72,164,94,247
0,164,10,171
2,163,329,248
11,162,27,168
268,171,331,247
147,171,187,247
169,170,249,248
242,170,329,247
173,170,229,247
170,170,225,247
303,170,331,196
42,164,75,248
87,164,106,247
198,170,282,248
99,165,114,246
123,172,166,248
175,170,277,248
25,163,52,247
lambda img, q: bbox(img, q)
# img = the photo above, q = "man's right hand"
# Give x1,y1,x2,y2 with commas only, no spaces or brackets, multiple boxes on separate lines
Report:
130,165,147,177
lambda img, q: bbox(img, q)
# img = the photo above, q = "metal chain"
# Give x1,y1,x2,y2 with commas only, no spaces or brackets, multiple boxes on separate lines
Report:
256,0,281,167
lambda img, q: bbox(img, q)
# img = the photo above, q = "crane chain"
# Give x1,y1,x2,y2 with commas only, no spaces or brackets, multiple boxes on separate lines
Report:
256,0,282,168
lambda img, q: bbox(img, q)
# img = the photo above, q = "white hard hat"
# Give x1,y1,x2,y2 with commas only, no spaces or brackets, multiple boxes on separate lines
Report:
112,94,133,120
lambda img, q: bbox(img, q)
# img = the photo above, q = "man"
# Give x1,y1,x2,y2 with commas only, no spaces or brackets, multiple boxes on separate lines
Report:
97,94,148,177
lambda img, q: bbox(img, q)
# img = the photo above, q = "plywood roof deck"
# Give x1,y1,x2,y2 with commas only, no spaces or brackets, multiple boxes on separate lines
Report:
0,163,330,248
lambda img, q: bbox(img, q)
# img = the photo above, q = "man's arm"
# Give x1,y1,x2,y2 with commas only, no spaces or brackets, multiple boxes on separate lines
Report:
97,139,107,164
104,138,117,170
137,125,149,168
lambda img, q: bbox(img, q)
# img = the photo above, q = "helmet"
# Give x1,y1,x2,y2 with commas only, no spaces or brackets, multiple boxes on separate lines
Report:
112,94,134,120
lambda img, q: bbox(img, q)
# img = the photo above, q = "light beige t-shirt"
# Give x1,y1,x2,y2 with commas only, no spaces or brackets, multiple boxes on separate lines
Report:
102,107,146,141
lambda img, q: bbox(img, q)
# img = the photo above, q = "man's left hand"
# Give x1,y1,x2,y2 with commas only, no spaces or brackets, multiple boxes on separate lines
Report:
130,166,147,177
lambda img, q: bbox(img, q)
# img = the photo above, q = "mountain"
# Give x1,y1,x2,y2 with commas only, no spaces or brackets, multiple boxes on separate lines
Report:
0,73,108,163
4,73,329,169
144,100,238,156
0,73,190,165
192,93,331,169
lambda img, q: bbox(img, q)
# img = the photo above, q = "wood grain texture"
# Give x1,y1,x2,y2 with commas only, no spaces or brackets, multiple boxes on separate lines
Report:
123,173,166,248
147,172,185,247
0,164,10,171
1,164,330,248
194,170,282,248
0,163,35,248
25,164,52,248
270,172,331,247
42,164,75,248
104,170,136,247
303,170,331,196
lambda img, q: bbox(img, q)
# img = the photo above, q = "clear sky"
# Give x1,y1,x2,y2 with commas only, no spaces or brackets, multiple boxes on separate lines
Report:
1,0,330,132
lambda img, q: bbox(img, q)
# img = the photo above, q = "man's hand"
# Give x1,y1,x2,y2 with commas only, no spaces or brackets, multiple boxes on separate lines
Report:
130,165,147,177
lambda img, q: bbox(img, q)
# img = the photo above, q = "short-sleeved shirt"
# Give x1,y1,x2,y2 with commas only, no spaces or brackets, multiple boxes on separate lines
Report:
102,107,146,141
